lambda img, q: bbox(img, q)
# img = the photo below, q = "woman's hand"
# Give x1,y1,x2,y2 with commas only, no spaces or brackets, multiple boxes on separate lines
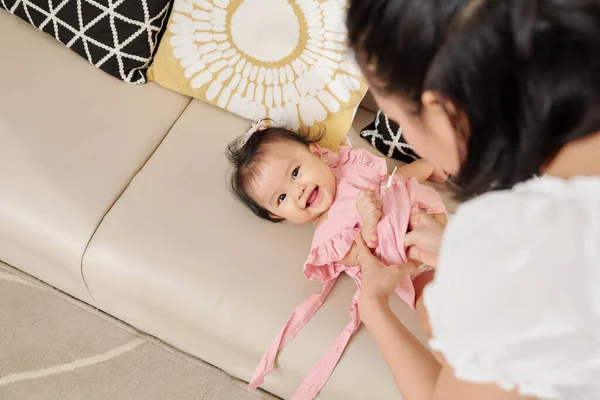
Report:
404,213,446,267
355,235,420,318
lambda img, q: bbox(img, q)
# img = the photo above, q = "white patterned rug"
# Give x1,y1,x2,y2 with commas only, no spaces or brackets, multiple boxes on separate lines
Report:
0,262,278,400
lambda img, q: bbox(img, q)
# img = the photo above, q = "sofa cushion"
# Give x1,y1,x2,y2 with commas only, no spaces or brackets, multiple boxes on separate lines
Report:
0,0,171,83
148,0,368,150
0,11,190,302
82,100,433,399
361,110,421,164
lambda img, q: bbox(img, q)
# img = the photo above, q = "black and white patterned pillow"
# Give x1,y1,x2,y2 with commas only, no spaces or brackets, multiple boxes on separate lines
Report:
360,110,420,164
1,0,171,83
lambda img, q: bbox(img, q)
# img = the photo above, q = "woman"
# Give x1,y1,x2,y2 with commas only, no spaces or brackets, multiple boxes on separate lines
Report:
348,0,600,399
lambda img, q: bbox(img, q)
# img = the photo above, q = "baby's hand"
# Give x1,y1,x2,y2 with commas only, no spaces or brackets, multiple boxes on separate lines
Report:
356,186,382,249
429,165,449,183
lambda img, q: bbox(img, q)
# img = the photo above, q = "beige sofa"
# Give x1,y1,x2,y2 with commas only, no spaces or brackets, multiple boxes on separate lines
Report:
1,12,455,399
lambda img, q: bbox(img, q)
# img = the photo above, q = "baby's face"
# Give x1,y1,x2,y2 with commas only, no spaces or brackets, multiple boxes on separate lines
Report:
250,140,336,224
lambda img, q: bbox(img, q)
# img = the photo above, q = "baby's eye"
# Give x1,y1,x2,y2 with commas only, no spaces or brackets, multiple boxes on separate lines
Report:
292,167,300,180
278,194,286,204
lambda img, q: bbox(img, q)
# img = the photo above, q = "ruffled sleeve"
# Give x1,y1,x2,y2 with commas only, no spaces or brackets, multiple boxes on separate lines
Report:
319,145,388,176
304,227,362,283
423,183,600,399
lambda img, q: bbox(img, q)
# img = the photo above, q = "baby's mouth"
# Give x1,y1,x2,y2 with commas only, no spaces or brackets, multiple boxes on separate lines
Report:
306,186,319,208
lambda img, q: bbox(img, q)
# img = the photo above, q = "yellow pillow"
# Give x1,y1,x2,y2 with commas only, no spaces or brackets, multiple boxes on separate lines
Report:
148,0,368,150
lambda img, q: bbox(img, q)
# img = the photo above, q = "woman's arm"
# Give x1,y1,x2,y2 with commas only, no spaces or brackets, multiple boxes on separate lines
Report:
360,294,442,400
355,236,536,400
361,296,533,400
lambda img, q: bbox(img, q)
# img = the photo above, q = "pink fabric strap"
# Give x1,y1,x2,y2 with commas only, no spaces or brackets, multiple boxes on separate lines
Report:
290,290,361,400
248,278,339,391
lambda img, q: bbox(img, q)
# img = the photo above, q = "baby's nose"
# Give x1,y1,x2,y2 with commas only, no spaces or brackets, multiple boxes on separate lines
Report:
296,184,306,200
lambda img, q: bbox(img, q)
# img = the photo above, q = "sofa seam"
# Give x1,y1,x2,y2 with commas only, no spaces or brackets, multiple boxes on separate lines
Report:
79,98,194,298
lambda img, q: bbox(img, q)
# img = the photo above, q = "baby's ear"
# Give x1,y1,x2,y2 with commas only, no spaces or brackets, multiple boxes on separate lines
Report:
309,143,323,157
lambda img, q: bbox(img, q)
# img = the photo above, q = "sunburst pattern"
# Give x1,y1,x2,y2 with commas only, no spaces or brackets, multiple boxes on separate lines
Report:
164,0,365,131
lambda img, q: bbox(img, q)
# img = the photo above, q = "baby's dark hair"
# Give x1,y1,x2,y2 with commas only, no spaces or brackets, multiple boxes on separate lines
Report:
226,124,321,223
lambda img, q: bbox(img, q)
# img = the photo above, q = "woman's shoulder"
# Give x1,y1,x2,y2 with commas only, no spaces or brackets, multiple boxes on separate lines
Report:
423,176,600,398
448,176,599,247
454,175,600,223
434,175,599,305
442,176,597,262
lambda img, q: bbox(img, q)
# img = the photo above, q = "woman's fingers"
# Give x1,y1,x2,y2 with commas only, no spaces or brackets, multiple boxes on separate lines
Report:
403,229,421,249
397,262,421,276
408,212,436,231
357,235,420,275
405,212,445,268
406,245,439,267
404,230,440,265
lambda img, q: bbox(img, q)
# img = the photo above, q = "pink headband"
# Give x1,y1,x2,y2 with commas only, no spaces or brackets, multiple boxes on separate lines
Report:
240,119,268,146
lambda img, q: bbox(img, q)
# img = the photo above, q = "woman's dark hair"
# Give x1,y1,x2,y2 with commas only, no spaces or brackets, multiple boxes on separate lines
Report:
347,0,468,103
425,0,600,199
226,125,321,223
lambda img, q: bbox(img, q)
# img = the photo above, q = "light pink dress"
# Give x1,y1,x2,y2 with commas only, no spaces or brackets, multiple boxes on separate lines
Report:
249,146,446,399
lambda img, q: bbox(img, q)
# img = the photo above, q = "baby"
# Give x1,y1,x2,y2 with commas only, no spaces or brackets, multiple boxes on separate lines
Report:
227,120,447,399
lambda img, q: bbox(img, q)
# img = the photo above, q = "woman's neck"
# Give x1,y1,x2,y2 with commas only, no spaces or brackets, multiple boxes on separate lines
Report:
545,131,600,179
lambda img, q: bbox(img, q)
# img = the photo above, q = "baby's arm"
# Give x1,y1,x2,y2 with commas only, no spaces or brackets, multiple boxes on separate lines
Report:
396,160,434,183
396,160,449,183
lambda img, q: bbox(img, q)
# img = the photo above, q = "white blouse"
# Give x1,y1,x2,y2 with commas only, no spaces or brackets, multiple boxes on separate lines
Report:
423,176,600,399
